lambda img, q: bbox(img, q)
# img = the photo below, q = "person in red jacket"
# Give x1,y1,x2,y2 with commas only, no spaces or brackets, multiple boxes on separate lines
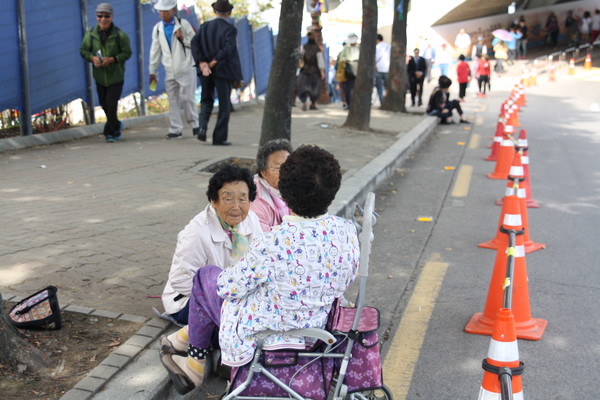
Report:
475,54,491,97
456,54,471,101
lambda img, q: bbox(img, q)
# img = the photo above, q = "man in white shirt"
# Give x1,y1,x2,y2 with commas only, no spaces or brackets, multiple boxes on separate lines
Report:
149,0,199,139
455,28,472,59
422,43,436,83
374,34,391,105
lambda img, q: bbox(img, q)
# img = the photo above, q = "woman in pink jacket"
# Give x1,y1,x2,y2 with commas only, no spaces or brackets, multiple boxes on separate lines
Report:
250,139,294,231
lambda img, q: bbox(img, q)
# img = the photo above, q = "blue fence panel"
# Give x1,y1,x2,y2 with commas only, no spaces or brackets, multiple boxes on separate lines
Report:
179,6,200,32
24,0,87,113
0,1,22,111
253,26,274,96
235,17,254,88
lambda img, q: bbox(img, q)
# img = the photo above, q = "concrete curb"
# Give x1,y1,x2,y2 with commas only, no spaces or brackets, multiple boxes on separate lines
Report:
75,114,439,400
0,114,168,153
0,100,258,153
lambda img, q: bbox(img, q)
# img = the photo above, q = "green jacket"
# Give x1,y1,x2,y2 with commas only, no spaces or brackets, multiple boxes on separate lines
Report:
80,24,132,87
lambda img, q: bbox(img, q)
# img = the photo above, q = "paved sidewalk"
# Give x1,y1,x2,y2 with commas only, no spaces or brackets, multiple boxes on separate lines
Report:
3,88,493,398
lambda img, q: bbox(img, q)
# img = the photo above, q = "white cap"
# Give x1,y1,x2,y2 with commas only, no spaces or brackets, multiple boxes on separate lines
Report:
347,33,358,44
154,0,177,11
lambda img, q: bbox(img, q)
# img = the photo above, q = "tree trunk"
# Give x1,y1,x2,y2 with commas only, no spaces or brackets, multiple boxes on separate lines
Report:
381,0,409,112
343,0,378,131
0,292,49,373
259,0,304,146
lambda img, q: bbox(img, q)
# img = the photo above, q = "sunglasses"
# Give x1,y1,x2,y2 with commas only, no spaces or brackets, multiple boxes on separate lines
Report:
96,14,112,19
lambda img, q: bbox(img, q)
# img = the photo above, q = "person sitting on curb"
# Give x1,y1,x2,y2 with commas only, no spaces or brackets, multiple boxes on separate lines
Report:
251,138,293,232
426,75,470,125
159,145,360,395
160,165,263,325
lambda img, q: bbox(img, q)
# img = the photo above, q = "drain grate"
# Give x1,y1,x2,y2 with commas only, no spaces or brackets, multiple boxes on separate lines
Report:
200,156,256,173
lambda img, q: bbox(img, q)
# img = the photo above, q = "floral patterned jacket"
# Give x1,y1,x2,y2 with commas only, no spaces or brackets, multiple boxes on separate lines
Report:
217,214,360,366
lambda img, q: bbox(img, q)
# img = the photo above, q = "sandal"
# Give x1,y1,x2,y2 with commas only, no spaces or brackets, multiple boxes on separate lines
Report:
160,346,195,394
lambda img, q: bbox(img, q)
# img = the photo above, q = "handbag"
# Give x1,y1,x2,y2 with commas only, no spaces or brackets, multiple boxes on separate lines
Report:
8,286,62,330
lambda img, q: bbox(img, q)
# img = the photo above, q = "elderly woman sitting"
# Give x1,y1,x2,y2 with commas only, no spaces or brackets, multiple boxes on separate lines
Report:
161,165,263,325
160,145,360,394
251,138,293,231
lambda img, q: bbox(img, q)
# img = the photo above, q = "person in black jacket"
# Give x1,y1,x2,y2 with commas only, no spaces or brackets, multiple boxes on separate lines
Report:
406,48,427,106
191,0,242,145
426,75,470,125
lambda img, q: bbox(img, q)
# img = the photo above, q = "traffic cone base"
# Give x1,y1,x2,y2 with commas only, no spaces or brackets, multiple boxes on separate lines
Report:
466,312,547,341
496,197,540,208
487,139,515,180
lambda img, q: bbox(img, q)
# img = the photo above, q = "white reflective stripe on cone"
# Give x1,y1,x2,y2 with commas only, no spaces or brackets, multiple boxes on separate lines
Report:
494,136,503,142
487,338,519,362
518,139,527,147
501,139,514,146
504,187,526,198
479,388,524,400
506,245,525,257
504,125,514,133
509,166,524,176
503,213,522,226
521,156,529,164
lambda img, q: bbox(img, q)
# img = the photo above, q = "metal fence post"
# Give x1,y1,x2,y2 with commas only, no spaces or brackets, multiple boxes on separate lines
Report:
17,0,32,136
136,0,146,116
81,0,96,125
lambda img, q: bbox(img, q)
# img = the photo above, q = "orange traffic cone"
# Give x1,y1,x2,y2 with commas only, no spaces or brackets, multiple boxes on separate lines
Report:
468,195,547,339
516,87,525,107
584,52,592,70
549,64,556,82
521,68,530,87
568,58,575,75
508,104,521,126
485,120,509,161
493,152,546,253
486,131,515,180
530,67,538,85
517,129,540,208
477,308,525,400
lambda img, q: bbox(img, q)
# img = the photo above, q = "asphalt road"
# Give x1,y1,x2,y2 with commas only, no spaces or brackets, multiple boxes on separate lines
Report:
372,69,600,398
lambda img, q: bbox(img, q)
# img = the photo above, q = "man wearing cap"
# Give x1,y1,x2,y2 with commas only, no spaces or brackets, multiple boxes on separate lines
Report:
191,0,242,146
80,3,132,143
149,0,199,139
336,33,360,110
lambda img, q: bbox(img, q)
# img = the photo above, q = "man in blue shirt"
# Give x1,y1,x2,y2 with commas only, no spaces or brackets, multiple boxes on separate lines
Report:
149,0,199,139
507,25,522,66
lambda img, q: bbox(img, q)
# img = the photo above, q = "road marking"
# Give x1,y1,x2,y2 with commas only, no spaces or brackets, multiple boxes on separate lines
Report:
468,133,480,149
382,257,449,399
451,165,474,198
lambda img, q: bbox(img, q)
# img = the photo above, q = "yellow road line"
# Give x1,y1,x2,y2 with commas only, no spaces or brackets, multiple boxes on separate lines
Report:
383,258,449,399
468,133,480,149
451,165,474,198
